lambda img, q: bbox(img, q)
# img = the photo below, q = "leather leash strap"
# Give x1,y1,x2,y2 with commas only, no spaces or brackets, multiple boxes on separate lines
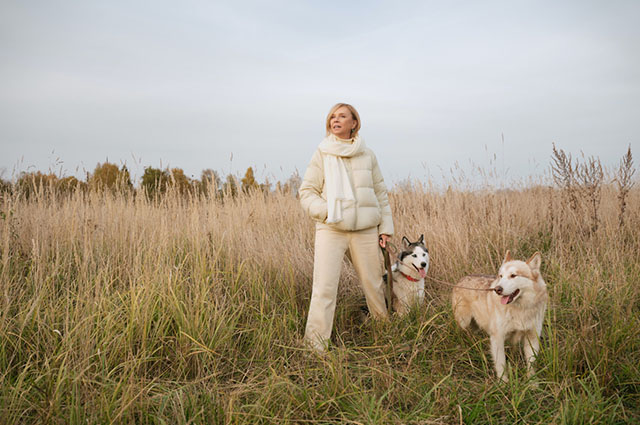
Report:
380,241,394,314
425,275,497,292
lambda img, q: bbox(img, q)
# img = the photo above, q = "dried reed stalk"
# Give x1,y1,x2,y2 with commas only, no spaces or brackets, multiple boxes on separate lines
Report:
577,154,603,234
614,145,635,228
551,143,579,212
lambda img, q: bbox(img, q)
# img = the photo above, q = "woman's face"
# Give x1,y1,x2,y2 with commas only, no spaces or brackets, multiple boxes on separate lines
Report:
329,106,357,139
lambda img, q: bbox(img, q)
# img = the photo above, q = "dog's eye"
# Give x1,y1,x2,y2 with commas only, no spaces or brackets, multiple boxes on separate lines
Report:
412,254,417,257
510,273,516,278
499,274,503,278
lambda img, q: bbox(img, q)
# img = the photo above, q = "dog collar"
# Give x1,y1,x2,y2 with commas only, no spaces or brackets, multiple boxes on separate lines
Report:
400,271,420,282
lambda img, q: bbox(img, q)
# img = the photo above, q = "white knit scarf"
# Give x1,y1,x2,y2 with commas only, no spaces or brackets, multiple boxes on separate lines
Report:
318,134,365,223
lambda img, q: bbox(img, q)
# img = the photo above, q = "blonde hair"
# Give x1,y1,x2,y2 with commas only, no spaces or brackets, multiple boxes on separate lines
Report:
325,103,361,137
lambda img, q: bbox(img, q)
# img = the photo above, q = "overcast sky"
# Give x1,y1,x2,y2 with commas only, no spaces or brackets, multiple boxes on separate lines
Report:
1,0,638,187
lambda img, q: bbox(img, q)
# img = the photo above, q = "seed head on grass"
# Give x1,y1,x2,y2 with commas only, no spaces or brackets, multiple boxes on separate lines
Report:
1,158,639,423
551,143,579,212
614,145,635,228
577,154,603,234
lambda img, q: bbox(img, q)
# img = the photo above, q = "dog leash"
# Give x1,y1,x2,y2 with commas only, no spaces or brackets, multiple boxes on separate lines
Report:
379,239,396,314
381,238,494,293
379,240,494,315
425,275,498,292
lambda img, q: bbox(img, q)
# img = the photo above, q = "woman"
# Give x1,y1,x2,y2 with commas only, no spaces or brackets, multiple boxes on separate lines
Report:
299,103,394,352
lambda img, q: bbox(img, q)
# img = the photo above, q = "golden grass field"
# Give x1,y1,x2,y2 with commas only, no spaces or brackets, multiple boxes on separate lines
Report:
1,171,639,423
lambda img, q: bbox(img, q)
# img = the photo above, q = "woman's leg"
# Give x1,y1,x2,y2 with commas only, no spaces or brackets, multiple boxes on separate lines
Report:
348,227,388,319
304,226,349,352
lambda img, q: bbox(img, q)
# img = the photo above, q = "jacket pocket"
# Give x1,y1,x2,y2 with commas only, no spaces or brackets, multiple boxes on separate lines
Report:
310,198,328,222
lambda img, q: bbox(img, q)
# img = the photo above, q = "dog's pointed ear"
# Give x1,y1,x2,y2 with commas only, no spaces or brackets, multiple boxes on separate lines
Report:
418,234,424,244
503,250,513,263
402,236,410,249
527,252,542,271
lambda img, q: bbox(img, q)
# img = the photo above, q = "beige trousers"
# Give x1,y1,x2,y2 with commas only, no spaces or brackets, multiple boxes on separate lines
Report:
304,224,388,351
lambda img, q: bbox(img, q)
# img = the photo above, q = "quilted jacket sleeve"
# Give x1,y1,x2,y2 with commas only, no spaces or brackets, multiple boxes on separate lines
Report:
299,149,328,223
371,151,394,236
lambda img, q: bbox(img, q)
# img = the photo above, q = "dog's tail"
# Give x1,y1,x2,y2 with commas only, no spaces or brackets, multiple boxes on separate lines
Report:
451,290,472,329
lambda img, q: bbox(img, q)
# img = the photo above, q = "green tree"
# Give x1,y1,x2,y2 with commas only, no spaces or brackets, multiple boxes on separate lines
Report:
169,168,193,195
199,169,221,197
222,174,238,198
57,176,86,195
141,166,170,198
0,177,12,195
16,171,58,197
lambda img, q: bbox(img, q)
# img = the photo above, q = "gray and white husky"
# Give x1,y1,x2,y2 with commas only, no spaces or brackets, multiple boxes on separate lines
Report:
389,235,429,314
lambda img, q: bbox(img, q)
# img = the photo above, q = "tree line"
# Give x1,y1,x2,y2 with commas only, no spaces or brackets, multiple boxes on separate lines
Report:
0,162,302,199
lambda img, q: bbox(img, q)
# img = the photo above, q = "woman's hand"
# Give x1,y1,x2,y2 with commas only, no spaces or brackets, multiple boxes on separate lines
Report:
379,234,390,248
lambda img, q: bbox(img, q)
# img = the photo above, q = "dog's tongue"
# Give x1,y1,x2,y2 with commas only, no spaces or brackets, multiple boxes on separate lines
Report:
501,295,510,305
419,268,426,278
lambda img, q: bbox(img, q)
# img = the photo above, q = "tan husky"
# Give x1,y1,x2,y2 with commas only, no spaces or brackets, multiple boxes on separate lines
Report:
452,251,548,381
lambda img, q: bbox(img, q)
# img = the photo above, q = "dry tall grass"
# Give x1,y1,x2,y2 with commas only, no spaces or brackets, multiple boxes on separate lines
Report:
1,174,639,423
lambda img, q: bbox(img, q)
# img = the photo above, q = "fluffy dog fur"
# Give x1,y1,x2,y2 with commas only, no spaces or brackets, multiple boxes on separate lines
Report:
390,235,429,315
452,251,548,381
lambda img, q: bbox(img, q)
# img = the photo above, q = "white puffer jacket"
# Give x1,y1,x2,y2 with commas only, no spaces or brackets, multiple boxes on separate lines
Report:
299,146,394,235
